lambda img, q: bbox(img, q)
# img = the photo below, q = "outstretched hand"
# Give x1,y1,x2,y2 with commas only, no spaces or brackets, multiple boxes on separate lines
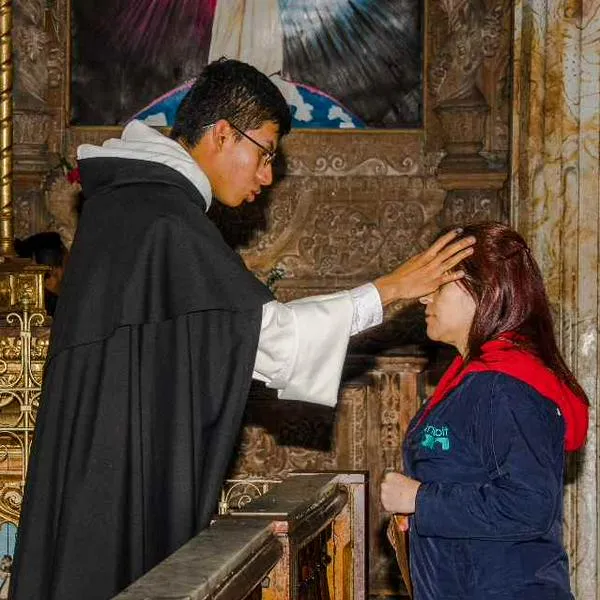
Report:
374,229,475,306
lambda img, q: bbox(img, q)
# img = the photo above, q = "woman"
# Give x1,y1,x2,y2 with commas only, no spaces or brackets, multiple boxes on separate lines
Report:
381,222,589,599
14,232,68,316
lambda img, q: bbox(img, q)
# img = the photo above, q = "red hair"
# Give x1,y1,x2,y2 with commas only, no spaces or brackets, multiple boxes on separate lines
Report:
456,222,588,404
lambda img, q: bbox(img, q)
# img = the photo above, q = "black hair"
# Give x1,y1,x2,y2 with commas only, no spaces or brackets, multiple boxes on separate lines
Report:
14,232,67,268
170,58,292,147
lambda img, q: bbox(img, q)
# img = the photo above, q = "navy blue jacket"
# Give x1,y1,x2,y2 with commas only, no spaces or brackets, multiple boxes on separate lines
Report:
404,372,572,600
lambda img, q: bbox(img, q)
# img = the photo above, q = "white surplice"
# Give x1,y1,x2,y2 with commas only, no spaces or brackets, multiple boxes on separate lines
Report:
79,122,384,410
253,284,383,407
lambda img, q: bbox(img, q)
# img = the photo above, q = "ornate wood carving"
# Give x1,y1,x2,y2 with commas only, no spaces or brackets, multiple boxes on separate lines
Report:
4,1,516,597
427,0,511,166
0,310,49,532
230,355,427,596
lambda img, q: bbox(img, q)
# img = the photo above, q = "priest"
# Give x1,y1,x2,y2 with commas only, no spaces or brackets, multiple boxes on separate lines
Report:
10,58,473,600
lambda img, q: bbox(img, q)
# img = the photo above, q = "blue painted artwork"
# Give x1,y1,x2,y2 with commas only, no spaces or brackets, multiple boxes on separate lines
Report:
131,79,365,129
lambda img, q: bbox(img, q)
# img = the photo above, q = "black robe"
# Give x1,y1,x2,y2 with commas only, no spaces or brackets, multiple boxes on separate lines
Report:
10,159,273,599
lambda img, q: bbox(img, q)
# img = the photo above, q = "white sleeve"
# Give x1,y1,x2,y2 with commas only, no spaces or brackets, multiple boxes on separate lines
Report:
252,284,383,407
349,283,383,335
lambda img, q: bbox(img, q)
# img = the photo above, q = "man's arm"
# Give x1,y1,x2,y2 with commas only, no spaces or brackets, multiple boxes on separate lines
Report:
253,230,475,406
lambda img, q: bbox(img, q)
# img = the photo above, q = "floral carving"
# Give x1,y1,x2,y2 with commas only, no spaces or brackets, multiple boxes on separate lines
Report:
346,386,368,470
232,424,337,478
14,0,49,109
277,199,426,278
441,189,501,225
430,0,504,104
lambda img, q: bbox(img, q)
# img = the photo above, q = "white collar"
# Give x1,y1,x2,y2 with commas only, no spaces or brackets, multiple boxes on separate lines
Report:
77,120,213,210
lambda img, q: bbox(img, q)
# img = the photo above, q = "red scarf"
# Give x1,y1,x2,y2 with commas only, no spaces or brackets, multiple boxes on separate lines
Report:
422,336,589,451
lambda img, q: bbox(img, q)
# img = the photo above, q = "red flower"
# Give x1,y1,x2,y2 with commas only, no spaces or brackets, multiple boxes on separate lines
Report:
67,166,81,184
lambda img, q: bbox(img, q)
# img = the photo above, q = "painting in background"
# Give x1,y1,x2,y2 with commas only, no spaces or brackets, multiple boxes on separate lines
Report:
71,0,423,129
0,523,16,598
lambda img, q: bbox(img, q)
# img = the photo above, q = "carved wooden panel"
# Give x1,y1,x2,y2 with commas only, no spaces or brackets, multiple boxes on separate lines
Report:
11,0,511,257
427,0,512,164
7,1,514,598
231,354,427,596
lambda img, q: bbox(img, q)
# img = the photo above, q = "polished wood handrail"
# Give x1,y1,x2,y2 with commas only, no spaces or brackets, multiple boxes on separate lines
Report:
112,518,282,600
112,472,367,600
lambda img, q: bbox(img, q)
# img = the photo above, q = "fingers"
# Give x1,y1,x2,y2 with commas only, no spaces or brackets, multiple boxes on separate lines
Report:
435,236,476,266
424,236,475,288
382,471,400,484
441,269,466,284
410,233,475,279
397,230,466,274
381,471,403,513
424,228,463,257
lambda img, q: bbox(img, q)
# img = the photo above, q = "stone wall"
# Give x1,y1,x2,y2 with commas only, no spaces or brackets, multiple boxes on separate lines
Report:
511,0,600,595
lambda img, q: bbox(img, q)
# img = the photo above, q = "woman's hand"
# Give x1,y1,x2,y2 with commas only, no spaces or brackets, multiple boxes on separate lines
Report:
380,471,422,514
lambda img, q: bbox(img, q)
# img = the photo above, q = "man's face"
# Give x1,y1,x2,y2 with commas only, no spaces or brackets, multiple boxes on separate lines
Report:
211,120,280,208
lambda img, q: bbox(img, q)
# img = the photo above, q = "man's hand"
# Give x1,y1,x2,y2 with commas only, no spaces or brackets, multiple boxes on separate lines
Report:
380,471,421,514
374,229,475,306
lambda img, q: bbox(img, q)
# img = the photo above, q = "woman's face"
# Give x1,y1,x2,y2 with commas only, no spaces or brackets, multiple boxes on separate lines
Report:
420,281,476,356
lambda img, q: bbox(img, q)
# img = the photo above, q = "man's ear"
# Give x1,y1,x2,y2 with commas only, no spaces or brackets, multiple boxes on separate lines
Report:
211,119,234,151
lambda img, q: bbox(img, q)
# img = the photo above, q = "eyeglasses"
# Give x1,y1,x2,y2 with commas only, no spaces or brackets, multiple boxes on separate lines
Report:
227,121,276,167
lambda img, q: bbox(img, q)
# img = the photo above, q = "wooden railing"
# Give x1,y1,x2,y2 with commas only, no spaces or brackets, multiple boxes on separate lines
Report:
112,472,367,600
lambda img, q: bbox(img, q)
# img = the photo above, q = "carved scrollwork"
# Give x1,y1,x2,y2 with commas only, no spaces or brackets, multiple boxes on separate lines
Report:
287,155,418,177
0,481,22,524
232,423,337,478
30,336,49,361
219,478,281,515
275,199,426,279
378,373,403,471
430,0,504,104
440,189,500,225
238,178,312,262
13,113,51,146
13,189,36,240
46,46,63,90
0,338,20,362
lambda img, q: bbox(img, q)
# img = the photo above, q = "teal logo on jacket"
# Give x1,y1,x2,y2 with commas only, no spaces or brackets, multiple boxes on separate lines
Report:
421,424,451,451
